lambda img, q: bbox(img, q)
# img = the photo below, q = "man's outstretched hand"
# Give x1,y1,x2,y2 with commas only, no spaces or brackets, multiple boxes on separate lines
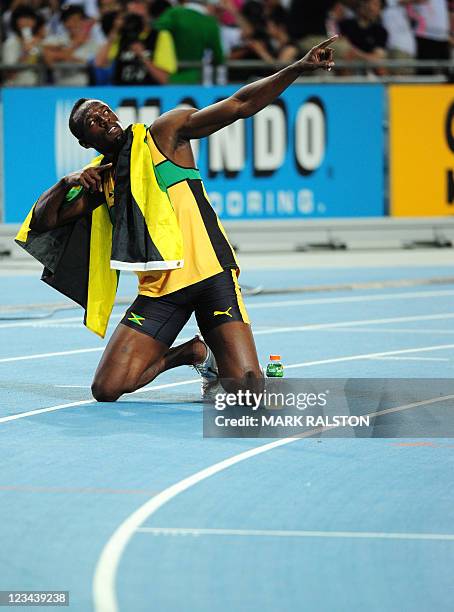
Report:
300,35,338,72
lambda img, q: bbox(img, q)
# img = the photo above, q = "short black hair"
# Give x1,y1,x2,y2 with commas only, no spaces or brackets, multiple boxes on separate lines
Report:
69,98,91,140
150,0,171,19
268,7,290,30
10,6,38,36
61,4,87,23
101,10,119,37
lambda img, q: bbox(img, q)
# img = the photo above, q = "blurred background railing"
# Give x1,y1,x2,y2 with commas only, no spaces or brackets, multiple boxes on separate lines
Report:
1,59,454,85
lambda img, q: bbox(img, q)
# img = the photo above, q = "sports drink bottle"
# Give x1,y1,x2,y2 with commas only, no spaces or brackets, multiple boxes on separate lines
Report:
266,355,284,378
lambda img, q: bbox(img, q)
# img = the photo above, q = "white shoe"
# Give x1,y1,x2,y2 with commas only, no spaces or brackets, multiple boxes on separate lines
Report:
192,335,221,401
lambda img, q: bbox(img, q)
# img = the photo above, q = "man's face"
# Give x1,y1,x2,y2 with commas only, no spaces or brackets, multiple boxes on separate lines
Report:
367,0,382,20
360,0,381,20
79,101,124,153
17,16,37,32
64,14,84,36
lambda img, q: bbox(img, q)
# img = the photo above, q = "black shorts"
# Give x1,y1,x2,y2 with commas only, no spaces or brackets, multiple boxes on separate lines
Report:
120,270,250,347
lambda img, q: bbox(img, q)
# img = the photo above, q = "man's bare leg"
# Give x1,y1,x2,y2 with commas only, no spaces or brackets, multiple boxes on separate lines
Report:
91,319,262,402
91,323,207,402
203,321,264,395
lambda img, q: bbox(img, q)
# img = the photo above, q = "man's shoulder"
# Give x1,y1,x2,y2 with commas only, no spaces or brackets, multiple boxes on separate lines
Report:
150,108,197,135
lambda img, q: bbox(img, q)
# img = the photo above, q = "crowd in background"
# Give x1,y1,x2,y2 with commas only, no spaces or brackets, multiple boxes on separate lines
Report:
1,0,454,86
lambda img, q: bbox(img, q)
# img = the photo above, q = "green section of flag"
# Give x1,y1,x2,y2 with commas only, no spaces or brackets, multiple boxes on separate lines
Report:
128,312,145,326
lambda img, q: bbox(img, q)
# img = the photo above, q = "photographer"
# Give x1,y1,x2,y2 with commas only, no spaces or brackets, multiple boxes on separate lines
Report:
95,7,177,85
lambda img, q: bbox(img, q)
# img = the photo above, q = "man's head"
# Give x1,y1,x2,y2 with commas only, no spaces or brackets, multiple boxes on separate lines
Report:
61,5,87,37
69,99,124,154
10,6,39,37
357,0,383,22
267,6,290,40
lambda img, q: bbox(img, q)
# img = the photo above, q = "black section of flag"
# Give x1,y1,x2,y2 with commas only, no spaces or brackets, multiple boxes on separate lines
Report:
111,127,164,264
41,215,90,310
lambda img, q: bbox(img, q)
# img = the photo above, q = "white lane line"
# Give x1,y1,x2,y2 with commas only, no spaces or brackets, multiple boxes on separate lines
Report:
285,343,454,370
246,288,454,310
0,347,104,364
0,314,191,330
0,335,189,364
55,385,91,388
252,313,454,337
92,393,454,612
136,527,454,542
0,379,199,424
0,315,82,329
370,356,450,362
3,313,454,364
2,288,454,330
314,327,454,335
3,342,454,424
0,399,96,424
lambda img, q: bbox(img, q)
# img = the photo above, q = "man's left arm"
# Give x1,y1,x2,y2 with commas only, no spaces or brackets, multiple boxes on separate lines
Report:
170,36,337,139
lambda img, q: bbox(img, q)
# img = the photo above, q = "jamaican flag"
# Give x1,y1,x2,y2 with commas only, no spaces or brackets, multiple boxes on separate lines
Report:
15,124,184,338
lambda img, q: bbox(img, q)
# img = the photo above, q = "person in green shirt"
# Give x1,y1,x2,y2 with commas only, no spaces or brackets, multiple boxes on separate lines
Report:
154,0,224,83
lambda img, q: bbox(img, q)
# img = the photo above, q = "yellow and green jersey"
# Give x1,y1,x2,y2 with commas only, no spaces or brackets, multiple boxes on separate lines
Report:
53,128,238,299
137,132,238,297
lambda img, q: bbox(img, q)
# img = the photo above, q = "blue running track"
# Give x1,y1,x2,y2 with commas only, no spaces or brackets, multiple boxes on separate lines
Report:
1,264,454,612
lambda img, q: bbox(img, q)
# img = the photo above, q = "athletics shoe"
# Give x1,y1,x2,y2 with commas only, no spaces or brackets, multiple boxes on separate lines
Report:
192,335,222,402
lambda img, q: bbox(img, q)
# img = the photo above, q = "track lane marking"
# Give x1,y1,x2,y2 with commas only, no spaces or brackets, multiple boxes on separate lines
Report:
92,393,454,612
370,356,450,362
3,313,454,363
2,287,454,330
2,343,454,423
285,343,454,370
136,527,454,541
0,379,198,424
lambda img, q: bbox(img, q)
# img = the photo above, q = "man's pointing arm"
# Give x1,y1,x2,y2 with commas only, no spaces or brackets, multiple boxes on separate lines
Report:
154,36,337,141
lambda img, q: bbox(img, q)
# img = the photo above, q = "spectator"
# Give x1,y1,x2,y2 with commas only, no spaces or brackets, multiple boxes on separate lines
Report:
407,0,450,61
231,4,298,64
66,0,100,19
326,1,356,34
2,0,51,38
154,0,224,83
339,0,388,64
92,9,122,84
214,0,244,53
382,0,416,62
266,6,299,62
43,4,99,85
112,12,177,84
150,0,172,19
288,0,337,52
229,1,271,59
3,7,46,86
97,0,123,16
218,0,244,25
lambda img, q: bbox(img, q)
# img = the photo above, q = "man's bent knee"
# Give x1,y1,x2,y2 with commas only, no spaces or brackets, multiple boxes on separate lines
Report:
223,367,264,396
91,380,124,403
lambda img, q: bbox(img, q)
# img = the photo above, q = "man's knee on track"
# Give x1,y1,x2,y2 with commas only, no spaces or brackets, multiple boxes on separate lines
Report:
223,366,264,396
91,379,125,403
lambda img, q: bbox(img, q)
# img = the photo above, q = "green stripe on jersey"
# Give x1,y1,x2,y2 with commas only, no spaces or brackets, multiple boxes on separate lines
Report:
155,160,201,189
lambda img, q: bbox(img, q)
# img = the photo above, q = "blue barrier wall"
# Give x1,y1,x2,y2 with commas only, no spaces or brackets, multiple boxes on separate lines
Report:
2,84,384,223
